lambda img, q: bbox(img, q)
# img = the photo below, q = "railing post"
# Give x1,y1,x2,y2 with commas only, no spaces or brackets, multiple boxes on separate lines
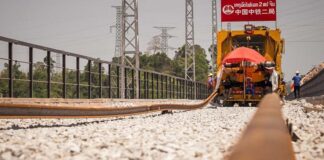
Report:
132,69,135,99
197,83,199,99
62,54,66,98
182,80,184,99
165,76,167,99
99,62,102,98
156,74,159,99
138,70,141,99
144,72,147,99
194,82,196,99
175,79,177,99
173,78,175,98
88,60,91,99
190,81,192,99
169,77,172,99
188,81,190,99
184,80,186,99
116,66,120,98
189,81,192,99
146,72,150,99
181,80,184,99
151,73,154,99
76,57,80,98
29,47,33,98
161,75,163,99
191,81,194,99
187,81,189,99
108,64,111,98
124,68,127,98
47,51,51,98
178,79,181,99
8,43,13,97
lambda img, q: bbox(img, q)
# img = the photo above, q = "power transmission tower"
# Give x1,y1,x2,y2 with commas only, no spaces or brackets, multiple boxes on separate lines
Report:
110,6,122,61
121,0,140,99
185,0,196,98
211,0,217,75
153,26,175,55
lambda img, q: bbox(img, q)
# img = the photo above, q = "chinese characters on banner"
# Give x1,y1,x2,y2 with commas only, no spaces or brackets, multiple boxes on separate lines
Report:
221,0,277,22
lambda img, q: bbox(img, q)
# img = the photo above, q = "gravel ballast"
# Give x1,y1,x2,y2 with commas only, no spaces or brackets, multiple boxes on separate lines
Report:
0,103,256,160
283,99,324,160
1,98,323,160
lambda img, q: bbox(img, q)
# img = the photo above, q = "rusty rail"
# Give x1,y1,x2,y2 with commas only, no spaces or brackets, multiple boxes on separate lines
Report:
226,93,295,160
0,91,218,119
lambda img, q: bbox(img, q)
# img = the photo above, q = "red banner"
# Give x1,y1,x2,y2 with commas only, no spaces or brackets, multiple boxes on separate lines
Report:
221,0,277,22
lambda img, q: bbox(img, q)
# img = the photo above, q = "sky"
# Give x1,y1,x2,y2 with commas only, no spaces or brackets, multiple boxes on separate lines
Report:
0,0,323,80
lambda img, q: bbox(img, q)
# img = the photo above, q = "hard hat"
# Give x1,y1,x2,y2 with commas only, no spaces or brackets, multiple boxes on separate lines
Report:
296,70,300,74
209,73,213,76
265,66,274,70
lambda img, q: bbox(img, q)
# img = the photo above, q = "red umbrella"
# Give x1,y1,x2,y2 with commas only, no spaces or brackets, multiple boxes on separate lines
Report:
222,47,266,64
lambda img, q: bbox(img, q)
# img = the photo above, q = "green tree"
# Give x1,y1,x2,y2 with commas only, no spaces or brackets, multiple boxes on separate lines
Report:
140,52,172,74
172,45,209,82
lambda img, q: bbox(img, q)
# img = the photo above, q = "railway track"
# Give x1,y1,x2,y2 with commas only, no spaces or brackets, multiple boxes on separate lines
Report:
0,92,218,119
303,106,324,113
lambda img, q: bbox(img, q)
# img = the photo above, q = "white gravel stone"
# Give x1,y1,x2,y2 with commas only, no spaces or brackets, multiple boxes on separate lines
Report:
283,99,324,160
0,101,256,160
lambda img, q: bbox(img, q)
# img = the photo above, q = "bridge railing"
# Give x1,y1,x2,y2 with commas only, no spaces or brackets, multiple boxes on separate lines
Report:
0,36,208,99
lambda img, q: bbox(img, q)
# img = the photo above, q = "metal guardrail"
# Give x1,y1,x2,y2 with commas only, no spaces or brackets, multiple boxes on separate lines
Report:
227,93,296,160
0,36,208,99
286,69,324,99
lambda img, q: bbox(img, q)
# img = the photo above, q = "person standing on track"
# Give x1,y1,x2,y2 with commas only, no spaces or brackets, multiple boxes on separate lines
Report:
292,70,302,99
245,77,255,97
207,73,214,94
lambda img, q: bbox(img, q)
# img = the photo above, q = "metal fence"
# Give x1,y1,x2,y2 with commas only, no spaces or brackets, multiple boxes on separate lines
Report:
286,69,324,99
0,36,208,99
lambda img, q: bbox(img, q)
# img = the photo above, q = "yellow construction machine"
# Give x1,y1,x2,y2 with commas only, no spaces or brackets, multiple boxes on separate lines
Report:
215,25,286,106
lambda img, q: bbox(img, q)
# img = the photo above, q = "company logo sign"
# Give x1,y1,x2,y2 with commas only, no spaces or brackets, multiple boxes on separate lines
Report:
221,0,277,22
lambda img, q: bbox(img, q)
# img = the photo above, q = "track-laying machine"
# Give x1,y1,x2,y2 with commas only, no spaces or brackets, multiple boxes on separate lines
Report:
215,25,286,106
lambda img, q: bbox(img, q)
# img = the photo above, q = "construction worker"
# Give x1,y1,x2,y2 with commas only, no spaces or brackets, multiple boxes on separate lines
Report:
266,66,279,92
223,76,232,98
292,70,301,99
245,77,255,97
207,73,214,94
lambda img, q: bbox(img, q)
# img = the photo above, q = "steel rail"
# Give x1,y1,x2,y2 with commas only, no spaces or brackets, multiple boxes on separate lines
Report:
226,93,296,160
303,106,324,113
0,91,218,119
